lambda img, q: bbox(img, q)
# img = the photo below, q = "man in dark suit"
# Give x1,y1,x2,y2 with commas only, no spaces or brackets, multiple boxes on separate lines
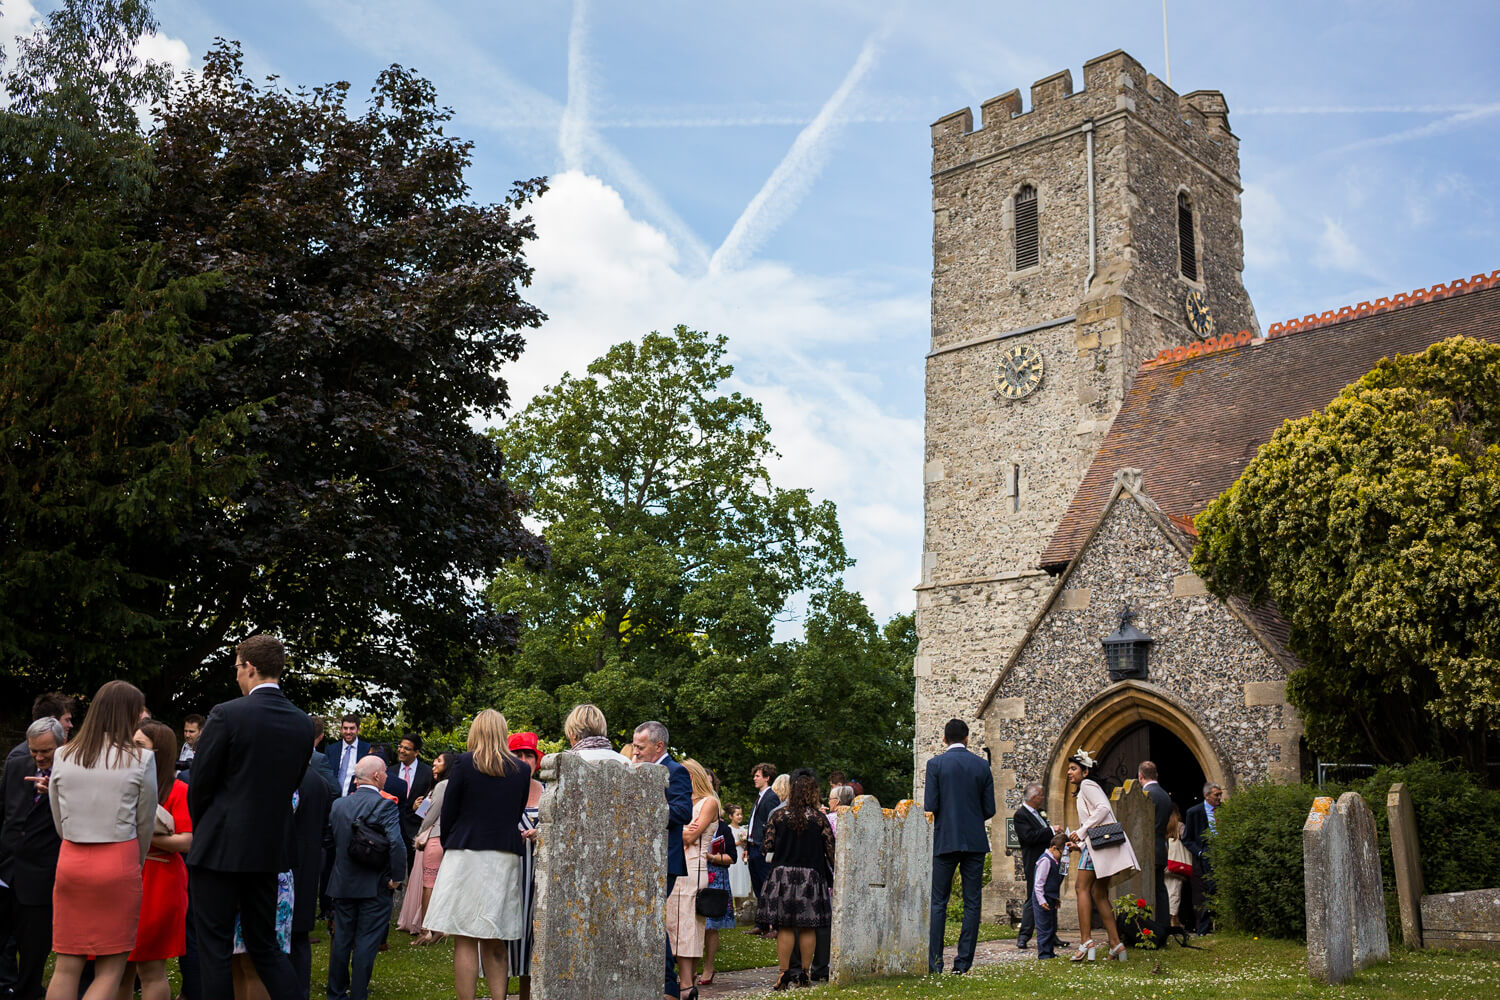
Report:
923,718,996,975
0,718,64,1000
1012,782,1058,950
1137,761,1175,945
290,742,333,1000
745,762,779,935
633,721,692,1000
188,634,317,1000
323,715,370,797
1182,782,1222,935
325,756,404,1000
390,734,433,864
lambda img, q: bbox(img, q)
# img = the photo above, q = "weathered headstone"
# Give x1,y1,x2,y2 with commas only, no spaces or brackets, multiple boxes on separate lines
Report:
1386,782,1425,948
1336,792,1390,968
532,752,668,1000
1108,780,1157,919
828,797,933,985
1304,796,1355,984
1420,887,1500,952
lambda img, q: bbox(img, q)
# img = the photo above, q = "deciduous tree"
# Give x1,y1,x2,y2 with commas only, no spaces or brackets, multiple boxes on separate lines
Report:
1192,336,1500,770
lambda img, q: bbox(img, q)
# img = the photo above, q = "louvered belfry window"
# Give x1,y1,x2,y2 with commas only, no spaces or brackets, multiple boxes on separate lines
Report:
1178,191,1198,281
1014,185,1039,270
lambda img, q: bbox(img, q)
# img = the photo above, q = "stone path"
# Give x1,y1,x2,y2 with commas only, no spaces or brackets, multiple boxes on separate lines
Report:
703,939,1033,997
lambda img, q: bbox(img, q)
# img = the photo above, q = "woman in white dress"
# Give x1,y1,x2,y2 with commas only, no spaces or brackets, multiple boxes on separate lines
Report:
422,711,531,1000
1065,750,1140,962
727,804,752,898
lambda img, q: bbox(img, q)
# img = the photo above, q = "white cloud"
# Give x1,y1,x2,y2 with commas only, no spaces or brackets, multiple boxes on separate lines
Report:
1240,181,1286,271
512,171,927,623
134,31,192,79
1313,217,1368,275
0,0,39,70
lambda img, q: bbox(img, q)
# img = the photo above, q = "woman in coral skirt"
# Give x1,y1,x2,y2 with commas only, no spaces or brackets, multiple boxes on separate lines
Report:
122,720,193,1000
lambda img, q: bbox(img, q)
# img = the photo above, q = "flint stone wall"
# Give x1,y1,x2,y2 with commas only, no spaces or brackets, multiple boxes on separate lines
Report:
829,797,933,985
533,752,667,1000
1304,796,1354,985
1336,792,1390,968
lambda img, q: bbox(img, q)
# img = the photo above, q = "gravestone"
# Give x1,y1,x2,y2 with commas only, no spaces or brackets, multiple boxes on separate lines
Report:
1107,780,1157,921
829,797,933,985
532,752,668,1000
1420,887,1500,952
1303,796,1355,984
1336,792,1389,968
1386,782,1424,948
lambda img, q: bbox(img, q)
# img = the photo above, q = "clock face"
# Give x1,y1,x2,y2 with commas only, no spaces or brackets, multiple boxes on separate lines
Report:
996,344,1044,400
1184,290,1216,337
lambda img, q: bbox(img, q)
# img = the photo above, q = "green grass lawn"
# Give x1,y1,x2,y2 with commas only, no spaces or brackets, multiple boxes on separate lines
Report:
815,933,1500,999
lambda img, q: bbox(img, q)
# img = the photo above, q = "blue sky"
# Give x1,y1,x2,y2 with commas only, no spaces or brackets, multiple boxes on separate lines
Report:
6,1,1497,624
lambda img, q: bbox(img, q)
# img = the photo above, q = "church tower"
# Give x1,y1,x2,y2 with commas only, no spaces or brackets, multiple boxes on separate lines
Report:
916,50,1256,896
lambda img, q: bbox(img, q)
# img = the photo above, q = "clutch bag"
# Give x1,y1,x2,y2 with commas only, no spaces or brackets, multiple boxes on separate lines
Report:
1085,821,1126,850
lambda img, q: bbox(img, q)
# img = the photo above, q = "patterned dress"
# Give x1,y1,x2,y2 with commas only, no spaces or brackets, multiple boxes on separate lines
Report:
506,804,539,976
234,791,297,954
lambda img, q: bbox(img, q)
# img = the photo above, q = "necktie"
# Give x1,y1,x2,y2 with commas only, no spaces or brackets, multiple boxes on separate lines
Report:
35,768,49,804
343,744,354,794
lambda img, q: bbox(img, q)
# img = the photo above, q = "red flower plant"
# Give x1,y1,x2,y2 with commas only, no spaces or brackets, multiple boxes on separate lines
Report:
1136,898,1147,908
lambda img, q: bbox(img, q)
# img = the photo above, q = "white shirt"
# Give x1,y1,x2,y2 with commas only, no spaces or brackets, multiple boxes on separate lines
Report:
945,742,967,751
249,681,281,693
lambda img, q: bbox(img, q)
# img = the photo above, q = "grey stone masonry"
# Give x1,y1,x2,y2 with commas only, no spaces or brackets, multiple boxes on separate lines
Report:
1336,792,1390,968
1421,888,1500,952
1386,782,1425,948
829,797,933,985
1304,796,1355,985
532,752,668,1000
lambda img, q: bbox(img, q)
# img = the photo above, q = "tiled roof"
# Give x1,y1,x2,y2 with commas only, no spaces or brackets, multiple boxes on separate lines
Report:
1038,272,1500,571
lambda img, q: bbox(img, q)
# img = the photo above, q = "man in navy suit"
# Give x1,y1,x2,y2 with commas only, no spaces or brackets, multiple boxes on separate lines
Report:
633,721,692,999
1183,782,1222,935
323,715,370,797
745,762,779,935
1138,761,1175,944
289,743,332,1000
188,635,317,1000
923,719,996,975
325,757,405,1000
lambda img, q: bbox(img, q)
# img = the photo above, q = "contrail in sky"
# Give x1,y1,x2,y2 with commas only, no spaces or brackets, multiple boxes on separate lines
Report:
559,0,590,172
709,31,885,275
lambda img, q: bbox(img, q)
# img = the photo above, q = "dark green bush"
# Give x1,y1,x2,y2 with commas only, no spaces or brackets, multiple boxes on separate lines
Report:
1212,782,1321,939
1214,760,1500,942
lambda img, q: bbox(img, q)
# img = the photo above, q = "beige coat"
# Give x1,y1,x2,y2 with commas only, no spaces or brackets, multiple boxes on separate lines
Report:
1074,778,1140,880
49,743,157,864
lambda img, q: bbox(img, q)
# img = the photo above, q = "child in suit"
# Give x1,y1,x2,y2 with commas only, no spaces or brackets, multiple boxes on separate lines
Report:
1033,833,1070,959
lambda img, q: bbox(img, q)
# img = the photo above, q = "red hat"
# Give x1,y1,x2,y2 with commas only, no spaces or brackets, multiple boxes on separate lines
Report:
509,732,540,754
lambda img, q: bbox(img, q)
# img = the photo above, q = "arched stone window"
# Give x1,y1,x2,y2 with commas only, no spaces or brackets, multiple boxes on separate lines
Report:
1014,184,1039,270
1178,190,1198,282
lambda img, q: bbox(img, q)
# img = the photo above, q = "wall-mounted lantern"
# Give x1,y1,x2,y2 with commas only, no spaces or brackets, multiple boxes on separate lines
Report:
1102,605,1152,682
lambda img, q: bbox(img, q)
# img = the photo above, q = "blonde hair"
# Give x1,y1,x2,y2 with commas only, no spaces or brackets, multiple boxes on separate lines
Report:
564,703,608,744
772,773,790,803
467,709,521,777
682,758,717,802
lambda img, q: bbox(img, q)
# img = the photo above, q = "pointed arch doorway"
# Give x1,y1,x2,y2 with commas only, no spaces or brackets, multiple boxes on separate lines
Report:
1044,681,1229,832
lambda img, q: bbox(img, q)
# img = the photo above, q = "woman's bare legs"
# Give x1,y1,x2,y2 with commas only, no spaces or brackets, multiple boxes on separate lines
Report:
135,959,171,1000
477,940,508,1000
232,956,270,1000
775,928,795,973
1090,875,1122,949
46,955,86,1000
702,928,719,981
1074,868,1097,946
452,936,480,1000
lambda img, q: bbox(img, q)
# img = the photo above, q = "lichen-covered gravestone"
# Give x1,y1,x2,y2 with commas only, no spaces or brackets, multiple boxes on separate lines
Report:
1304,796,1355,984
828,797,933,985
532,752,668,1000
1386,782,1424,948
1336,792,1389,968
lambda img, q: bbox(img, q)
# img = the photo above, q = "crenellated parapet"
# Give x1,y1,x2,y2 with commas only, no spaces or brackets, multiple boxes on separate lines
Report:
932,50,1237,182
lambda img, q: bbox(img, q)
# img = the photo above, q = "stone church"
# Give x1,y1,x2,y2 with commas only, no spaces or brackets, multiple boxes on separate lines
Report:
916,48,1500,918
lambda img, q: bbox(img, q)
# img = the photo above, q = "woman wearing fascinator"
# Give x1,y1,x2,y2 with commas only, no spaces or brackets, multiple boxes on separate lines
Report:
1065,749,1140,962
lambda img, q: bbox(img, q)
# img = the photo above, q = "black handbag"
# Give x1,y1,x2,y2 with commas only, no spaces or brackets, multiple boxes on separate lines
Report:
1086,821,1127,851
694,834,731,918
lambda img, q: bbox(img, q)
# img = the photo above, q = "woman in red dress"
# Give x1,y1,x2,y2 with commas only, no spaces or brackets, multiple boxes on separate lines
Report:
120,720,193,1000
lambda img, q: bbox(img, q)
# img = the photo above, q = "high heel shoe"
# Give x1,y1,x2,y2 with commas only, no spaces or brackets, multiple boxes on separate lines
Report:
1069,939,1097,962
796,972,811,988
772,970,796,991
1107,942,1127,961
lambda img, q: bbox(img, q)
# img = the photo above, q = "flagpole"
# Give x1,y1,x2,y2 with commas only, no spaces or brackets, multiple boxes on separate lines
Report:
1162,1,1172,86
